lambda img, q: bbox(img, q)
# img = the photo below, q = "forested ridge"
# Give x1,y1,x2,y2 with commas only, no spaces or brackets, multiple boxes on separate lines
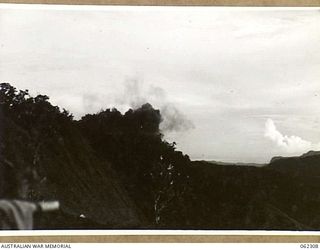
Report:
1,83,320,230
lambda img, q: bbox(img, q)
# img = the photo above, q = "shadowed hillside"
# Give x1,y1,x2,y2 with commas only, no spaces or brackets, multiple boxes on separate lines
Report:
0,83,146,228
0,83,191,229
1,83,320,230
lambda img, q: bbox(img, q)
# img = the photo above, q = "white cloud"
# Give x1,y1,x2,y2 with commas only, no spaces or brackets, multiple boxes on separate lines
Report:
264,118,320,154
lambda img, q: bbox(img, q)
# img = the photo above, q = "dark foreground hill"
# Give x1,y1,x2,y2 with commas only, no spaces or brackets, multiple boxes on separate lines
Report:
0,84,144,228
1,83,320,230
0,83,191,229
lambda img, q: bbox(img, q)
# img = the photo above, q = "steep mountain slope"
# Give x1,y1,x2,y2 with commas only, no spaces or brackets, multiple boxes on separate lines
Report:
0,83,190,229
0,84,143,228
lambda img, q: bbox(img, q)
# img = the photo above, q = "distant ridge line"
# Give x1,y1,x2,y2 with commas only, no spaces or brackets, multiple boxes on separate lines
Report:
194,150,320,166
193,159,266,167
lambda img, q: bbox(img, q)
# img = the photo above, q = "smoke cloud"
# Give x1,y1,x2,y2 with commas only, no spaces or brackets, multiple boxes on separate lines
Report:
116,79,195,133
160,105,195,132
123,79,147,109
264,118,320,154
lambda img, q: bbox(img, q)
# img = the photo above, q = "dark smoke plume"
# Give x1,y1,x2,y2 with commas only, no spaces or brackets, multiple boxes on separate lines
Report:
116,79,195,133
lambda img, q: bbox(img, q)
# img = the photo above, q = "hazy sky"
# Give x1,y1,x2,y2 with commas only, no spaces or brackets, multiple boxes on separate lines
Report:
1,5,320,163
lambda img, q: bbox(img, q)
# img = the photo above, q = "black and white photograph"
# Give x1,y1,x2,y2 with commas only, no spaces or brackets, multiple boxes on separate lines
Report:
0,4,320,231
